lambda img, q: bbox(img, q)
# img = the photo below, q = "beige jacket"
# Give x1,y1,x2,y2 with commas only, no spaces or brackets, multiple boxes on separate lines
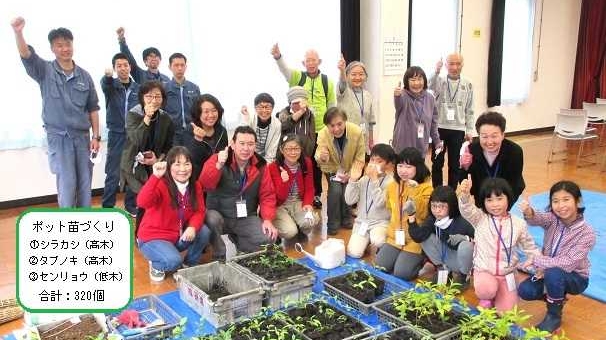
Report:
314,121,366,174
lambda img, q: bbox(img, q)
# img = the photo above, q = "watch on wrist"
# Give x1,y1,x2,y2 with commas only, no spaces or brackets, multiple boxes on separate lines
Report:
92,135,101,141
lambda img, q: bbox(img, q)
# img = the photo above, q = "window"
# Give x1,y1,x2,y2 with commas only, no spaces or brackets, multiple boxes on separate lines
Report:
409,0,460,78
501,0,535,104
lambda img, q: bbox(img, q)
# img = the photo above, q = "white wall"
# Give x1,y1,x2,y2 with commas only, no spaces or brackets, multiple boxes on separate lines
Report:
361,0,581,146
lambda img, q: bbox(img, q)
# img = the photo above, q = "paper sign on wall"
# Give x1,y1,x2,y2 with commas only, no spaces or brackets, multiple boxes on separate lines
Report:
383,37,406,76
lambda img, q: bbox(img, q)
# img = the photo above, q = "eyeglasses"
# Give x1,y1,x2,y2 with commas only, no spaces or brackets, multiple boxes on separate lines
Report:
283,147,302,153
430,202,449,210
144,94,162,101
202,109,218,115
255,104,273,111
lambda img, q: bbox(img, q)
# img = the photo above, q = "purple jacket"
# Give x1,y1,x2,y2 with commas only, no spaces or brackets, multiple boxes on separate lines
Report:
392,90,440,155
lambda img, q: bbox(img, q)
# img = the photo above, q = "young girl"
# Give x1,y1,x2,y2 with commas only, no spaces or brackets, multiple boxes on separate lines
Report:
409,185,474,289
268,134,320,241
518,181,596,333
344,144,396,258
458,176,540,312
136,146,211,282
376,147,433,280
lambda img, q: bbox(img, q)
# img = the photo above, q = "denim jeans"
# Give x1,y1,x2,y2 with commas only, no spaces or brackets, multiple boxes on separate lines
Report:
518,267,588,301
102,131,136,212
137,226,211,272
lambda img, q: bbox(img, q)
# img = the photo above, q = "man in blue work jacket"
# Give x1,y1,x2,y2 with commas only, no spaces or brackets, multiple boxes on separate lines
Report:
12,17,100,207
101,53,140,215
164,53,200,147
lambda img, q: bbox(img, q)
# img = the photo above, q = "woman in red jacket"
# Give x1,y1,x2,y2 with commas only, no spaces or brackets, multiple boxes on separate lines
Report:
136,146,210,282
268,134,319,241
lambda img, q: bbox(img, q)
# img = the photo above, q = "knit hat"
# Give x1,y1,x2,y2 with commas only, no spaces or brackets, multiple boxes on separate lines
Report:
142,47,161,60
254,93,275,107
287,86,308,103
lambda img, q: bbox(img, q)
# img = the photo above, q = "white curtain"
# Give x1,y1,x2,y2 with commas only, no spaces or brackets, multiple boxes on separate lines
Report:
1,0,340,150
410,0,459,79
501,0,535,105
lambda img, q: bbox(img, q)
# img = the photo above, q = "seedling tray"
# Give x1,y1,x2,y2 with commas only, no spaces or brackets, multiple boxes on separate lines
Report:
106,295,181,339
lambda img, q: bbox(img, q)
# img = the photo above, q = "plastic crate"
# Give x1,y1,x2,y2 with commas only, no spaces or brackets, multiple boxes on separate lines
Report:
174,261,265,328
106,295,181,340
373,299,460,340
30,314,107,340
230,250,316,309
360,325,430,340
322,270,409,315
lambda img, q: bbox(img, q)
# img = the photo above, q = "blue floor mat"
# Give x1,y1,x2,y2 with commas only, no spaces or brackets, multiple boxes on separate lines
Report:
513,190,606,303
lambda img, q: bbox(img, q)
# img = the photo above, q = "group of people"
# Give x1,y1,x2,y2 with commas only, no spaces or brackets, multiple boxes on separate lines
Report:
12,17,595,334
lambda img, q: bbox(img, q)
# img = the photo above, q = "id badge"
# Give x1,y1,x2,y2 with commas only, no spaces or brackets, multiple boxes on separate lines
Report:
395,229,405,246
330,175,342,182
505,272,517,292
357,222,369,236
445,103,456,121
236,199,248,218
417,124,424,139
437,268,450,285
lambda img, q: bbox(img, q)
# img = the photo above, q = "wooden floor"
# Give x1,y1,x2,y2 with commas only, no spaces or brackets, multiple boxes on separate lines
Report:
1,132,606,339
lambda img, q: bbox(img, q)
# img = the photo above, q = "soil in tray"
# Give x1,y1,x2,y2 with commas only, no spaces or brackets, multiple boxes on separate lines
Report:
375,328,424,340
379,302,464,336
206,282,232,301
286,301,368,340
205,314,304,340
324,269,386,303
38,314,103,340
236,245,311,281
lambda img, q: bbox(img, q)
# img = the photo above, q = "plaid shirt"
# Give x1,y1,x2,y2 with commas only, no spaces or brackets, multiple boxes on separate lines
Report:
526,211,596,278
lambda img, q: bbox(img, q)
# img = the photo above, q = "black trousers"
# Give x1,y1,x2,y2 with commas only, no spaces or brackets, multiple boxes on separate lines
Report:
432,128,465,189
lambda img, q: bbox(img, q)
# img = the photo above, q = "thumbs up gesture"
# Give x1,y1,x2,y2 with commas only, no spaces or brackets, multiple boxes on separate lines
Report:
216,145,229,169
271,43,281,60
318,146,330,163
519,193,534,219
338,53,346,73
435,57,444,74
459,174,472,196
152,161,167,178
394,81,403,97
279,166,289,182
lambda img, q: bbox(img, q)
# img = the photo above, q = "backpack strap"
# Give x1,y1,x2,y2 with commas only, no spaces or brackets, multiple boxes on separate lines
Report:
298,72,307,87
299,72,330,107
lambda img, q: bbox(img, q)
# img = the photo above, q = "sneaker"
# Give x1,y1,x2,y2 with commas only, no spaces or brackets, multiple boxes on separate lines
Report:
125,207,137,218
313,196,322,209
418,261,436,278
148,261,165,282
451,272,470,291
327,228,338,236
478,299,493,309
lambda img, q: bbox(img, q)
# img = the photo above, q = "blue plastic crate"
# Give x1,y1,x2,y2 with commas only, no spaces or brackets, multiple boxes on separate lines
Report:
106,295,182,340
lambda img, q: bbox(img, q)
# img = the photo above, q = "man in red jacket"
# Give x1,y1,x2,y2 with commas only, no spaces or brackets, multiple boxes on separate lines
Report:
199,126,278,259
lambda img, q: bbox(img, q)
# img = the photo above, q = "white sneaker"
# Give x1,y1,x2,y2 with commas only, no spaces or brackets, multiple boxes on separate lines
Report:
148,261,165,282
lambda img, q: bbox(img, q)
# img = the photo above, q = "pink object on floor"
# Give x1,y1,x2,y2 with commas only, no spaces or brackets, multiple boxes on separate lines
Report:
478,299,493,308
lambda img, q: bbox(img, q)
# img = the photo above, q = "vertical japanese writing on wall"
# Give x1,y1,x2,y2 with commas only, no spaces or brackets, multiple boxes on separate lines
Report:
383,38,407,76
17,210,132,311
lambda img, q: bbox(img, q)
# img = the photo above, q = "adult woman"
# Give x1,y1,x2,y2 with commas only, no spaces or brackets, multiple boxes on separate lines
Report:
188,93,229,180
120,80,174,216
136,146,210,282
376,147,433,280
459,111,525,207
268,134,319,240
392,66,441,155
337,57,375,154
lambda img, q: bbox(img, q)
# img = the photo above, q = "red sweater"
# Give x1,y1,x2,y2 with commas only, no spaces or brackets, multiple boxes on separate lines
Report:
136,175,206,243
267,157,315,207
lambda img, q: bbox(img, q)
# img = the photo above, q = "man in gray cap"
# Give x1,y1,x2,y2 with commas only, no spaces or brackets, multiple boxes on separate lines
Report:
277,86,316,158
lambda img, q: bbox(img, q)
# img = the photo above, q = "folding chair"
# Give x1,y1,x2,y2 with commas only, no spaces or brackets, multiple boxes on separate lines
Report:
596,98,606,105
582,102,606,144
547,109,599,167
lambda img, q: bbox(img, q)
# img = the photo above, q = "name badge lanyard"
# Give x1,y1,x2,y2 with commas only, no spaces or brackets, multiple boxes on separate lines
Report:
491,216,513,274
550,220,566,257
365,176,386,217
411,98,425,125
436,227,448,263
238,169,248,200
446,79,461,103
485,161,501,179
398,183,409,227
354,91,364,118
177,190,190,235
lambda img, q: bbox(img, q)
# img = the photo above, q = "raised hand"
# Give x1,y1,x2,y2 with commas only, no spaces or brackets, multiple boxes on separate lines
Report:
10,17,25,33
241,105,249,116
519,193,533,218
152,161,167,178
116,27,125,40
104,68,113,77
406,179,419,188
394,81,402,97
435,57,443,74
271,43,281,60
337,53,346,73
349,161,364,182
279,166,289,182
216,145,229,169
459,174,472,196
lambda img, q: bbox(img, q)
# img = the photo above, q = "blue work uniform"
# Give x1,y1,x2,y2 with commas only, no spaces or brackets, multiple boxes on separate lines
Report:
164,79,200,146
119,41,169,84
100,75,139,212
21,45,100,207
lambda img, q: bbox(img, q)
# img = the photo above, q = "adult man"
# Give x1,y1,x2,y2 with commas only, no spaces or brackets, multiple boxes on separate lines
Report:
164,53,201,147
116,27,170,84
12,17,100,207
315,107,365,235
428,53,474,189
101,53,140,215
199,126,278,259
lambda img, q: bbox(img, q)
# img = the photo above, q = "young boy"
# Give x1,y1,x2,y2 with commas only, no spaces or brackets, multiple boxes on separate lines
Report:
344,144,396,258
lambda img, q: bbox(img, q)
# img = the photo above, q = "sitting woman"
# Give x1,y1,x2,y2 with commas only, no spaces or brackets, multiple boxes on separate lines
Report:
376,147,433,280
268,134,320,241
136,146,211,282
409,185,474,289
